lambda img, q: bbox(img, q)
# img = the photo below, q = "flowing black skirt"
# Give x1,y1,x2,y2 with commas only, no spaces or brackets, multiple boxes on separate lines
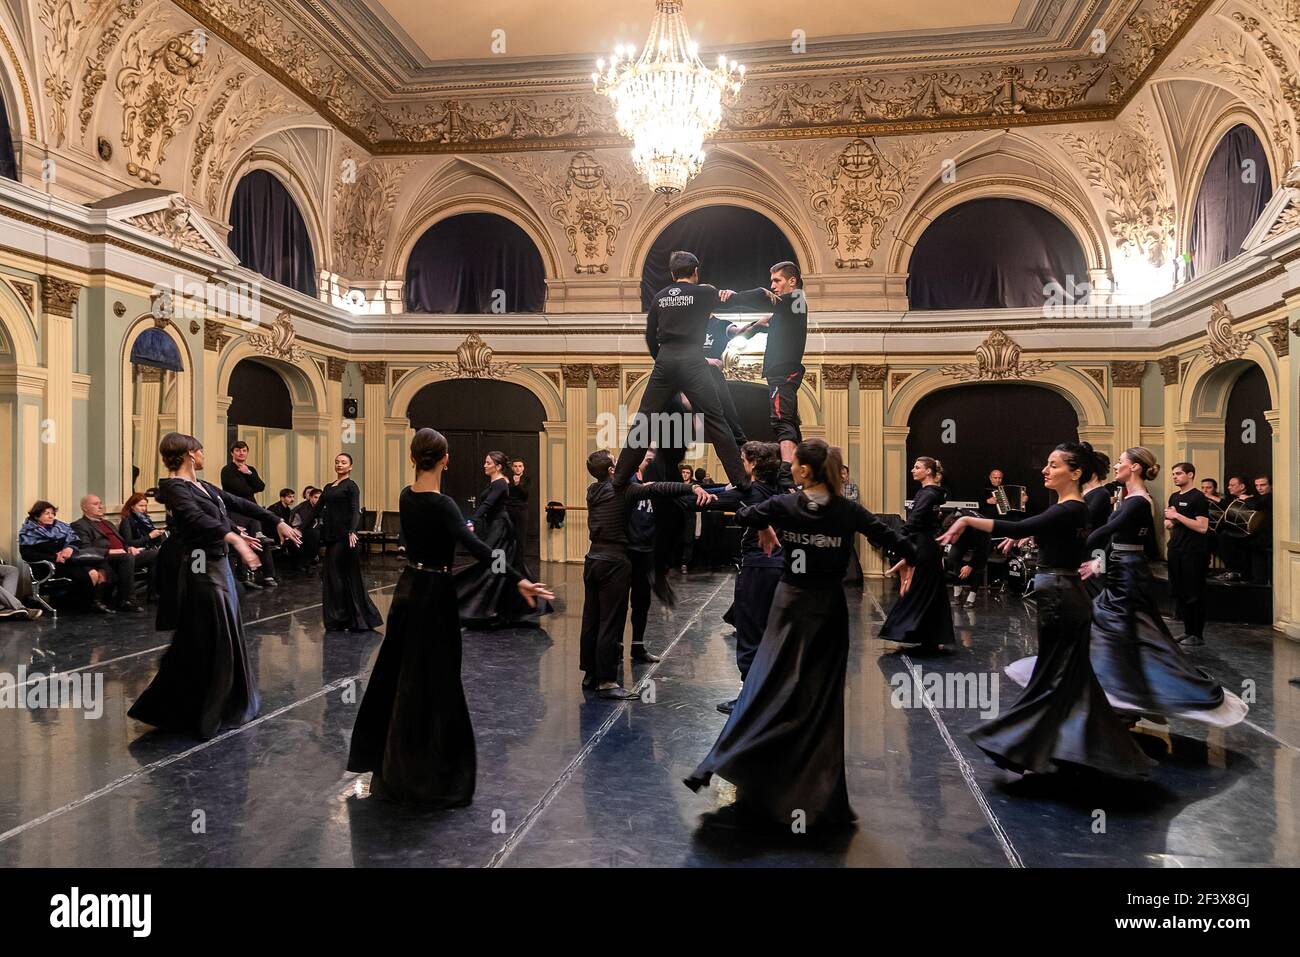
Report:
970,571,1153,778
322,539,383,632
879,538,953,648
686,582,854,828
455,514,552,629
1090,551,1237,717
128,552,259,740
347,567,475,807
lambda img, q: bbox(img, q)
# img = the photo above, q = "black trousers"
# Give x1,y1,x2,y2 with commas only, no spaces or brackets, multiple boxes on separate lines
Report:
1167,545,1208,639
707,362,746,448
104,551,154,606
627,549,654,648
614,344,747,487
581,554,631,683
767,371,803,445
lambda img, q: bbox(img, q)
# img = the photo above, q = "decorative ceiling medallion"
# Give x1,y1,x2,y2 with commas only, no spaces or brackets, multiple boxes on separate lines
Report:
938,330,1055,381
427,333,521,379
1200,300,1254,366
247,311,307,362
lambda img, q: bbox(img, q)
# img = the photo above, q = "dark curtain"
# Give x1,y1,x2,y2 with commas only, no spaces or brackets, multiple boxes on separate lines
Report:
907,198,1089,310
129,328,183,371
906,383,1079,515
1189,125,1272,278
407,379,546,432
403,213,545,313
641,205,797,310
227,170,318,297
227,359,293,431
1223,364,1273,487
0,93,16,181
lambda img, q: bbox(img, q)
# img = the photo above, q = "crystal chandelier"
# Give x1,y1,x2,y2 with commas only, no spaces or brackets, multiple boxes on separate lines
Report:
593,0,744,196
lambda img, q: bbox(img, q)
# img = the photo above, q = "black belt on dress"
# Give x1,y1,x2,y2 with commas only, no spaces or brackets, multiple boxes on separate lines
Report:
1036,567,1080,577
406,561,452,574
1111,543,1145,553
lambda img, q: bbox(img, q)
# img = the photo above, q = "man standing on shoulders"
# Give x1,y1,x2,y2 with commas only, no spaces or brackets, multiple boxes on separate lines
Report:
1164,462,1210,647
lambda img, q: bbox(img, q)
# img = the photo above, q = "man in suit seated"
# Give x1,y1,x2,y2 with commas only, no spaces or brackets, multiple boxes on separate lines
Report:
71,494,154,612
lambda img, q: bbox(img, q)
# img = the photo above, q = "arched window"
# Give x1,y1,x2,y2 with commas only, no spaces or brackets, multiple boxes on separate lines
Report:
129,328,183,372
227,359,293,431
0,91,16,181
640,205,797,310
1189,125,1272,277
228,170,318,296
403,213,546,313
907,198,1089,310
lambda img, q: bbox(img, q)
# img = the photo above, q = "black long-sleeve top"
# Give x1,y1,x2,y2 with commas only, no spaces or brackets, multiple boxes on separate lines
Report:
587,476,696,559
644,284,773,358
219,463,265,504
1085,494,1156,554
291,500,319,530
318,478,362,542
905,484,948,537
468,478,509,529
156,477,281,558
626,477,657,554
992,500,1089,569
732,288,808,379
506,476,530,512
736,492,915,588
700,480,784,567
1084,484,1114,533
400,487,524,584
702,316,733,360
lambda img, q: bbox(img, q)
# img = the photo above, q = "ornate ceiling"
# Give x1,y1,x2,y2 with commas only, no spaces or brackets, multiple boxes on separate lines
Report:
171,0,1212,152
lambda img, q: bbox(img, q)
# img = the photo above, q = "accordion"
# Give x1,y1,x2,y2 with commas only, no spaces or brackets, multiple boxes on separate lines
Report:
992,485,1027,515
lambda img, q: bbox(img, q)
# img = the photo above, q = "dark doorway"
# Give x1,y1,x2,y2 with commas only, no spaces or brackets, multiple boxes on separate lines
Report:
906,383,1080,514
408,379,546,557
1223,364,1273,488
227,359,293,432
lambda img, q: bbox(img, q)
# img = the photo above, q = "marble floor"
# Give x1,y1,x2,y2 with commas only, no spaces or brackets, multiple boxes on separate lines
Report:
0,557,1297,867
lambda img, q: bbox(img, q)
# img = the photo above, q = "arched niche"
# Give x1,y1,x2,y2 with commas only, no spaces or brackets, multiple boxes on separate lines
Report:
1187,123,1274,277
903,381,1080,514
226,167,320,297
120,317,193,498
402,212,547,313
890,367,1108,433
906,198,1090,309
635,203,799,311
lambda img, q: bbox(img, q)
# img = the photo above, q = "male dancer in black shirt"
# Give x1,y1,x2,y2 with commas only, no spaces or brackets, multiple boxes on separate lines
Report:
1164,461,1210,646
614,250,773,489
625,449,663,664
724,261,807,487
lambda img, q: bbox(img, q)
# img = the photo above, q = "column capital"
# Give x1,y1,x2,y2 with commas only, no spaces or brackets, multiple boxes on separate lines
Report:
326,356,348,381
40,276,81,317
1267,317,1290,358
203,318,230,353
1157,355,1180,385
561,363,592,388
1109,360,1145,388
855,364,887,390
823,364,854,390
359,361,388,385
591,363,620,388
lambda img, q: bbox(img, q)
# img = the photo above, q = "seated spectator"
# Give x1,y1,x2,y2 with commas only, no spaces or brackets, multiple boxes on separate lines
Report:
71,493,153,612
18,500,112,613
0,554,41,619
118,492,166,597
268,487,296,524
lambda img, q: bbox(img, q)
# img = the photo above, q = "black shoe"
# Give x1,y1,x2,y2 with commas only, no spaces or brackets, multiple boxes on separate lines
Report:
631,647,661,663
92,601,116,614
243,577,263,590
716,698,736,715
581,675,597,689
115,602,143,613
260,577,278,587
597,686,640,700
1177,634,1205,647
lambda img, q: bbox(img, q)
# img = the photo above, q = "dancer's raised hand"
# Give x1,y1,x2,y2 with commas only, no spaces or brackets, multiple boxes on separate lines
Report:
517,579,555,607
692,486,716,507
276,521,302,547
936,516,967,545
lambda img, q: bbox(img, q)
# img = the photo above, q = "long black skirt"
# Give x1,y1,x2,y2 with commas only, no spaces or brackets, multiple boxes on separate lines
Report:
128,552,259,740
347,567,474,807
455,514,552,629
686,582,854,828
879,539,953,648
322,539,382,632
970,571,1153,778
1090,551,1237,717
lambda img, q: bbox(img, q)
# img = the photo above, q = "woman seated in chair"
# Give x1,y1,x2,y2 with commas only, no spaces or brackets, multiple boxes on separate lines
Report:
119,492,166,596
18,500,114,613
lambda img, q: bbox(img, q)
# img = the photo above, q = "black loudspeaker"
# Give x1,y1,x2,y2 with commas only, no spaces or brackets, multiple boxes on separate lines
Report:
343,397,358,419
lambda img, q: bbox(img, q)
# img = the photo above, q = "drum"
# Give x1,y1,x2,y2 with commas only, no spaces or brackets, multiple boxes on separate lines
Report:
1217,499,1263,538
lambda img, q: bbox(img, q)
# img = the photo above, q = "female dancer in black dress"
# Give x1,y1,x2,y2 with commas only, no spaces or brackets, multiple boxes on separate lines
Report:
685,439,917,828
455,450,553,628
939,442,1153,778
880,456,953,652
348,430,554,806
1081,450,1114,599
1073,449,1244,726
129,433,301,740
319,452,383,632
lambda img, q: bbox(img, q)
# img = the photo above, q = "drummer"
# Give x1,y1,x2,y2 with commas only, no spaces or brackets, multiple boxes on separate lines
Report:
1215,476,1256,580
